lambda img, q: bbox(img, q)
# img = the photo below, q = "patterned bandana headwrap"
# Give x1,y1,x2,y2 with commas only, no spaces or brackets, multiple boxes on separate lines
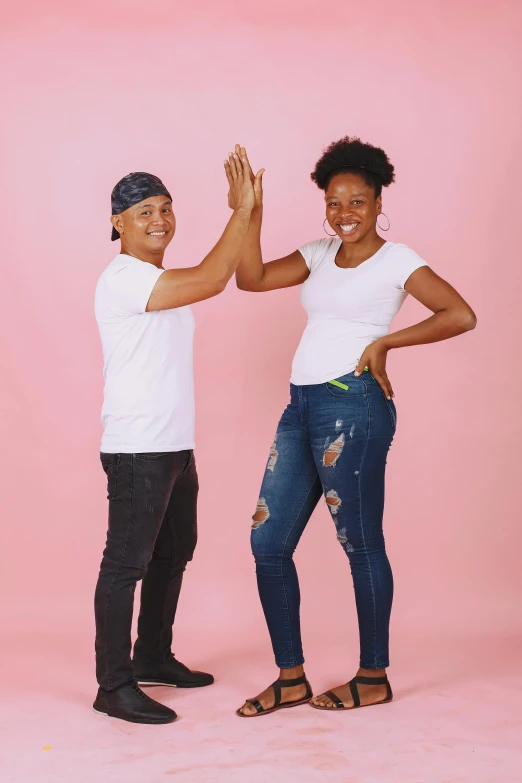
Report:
111,172,172,241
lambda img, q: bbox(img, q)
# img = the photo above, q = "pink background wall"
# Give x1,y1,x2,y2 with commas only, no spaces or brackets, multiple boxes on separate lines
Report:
1,5,521,771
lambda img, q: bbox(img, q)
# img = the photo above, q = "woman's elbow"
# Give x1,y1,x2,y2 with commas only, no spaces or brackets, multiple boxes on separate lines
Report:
460,307,477,331
236,277,258,292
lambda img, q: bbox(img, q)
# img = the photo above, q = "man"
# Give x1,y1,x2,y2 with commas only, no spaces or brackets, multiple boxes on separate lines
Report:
93,148,262,724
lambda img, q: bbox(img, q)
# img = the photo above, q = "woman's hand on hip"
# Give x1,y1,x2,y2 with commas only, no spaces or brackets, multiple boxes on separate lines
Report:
354,339,394,400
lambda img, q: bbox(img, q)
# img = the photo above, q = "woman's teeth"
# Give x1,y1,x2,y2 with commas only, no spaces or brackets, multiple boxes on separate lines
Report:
149,231,166,237
340,223,358,233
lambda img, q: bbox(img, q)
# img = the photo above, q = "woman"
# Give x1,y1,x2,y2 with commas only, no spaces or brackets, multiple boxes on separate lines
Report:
225,138,476,717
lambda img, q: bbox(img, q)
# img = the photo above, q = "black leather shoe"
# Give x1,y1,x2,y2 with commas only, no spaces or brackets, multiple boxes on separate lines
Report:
93,682,177,724
134,655,214,688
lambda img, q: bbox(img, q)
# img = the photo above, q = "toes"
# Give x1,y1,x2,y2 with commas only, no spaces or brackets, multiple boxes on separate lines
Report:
313,695,333,708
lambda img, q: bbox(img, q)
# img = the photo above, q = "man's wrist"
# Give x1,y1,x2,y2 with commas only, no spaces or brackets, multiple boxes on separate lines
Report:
234,204,254,217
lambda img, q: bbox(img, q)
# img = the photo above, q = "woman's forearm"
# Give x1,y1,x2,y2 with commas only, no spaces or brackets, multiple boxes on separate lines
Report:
382,307,477,351
236,206,264,289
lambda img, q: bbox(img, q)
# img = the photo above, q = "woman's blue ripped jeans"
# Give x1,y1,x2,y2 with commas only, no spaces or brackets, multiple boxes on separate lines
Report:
251,371,396,670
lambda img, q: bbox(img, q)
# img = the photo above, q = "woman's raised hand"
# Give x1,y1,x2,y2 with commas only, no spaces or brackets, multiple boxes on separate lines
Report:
225,144,264,211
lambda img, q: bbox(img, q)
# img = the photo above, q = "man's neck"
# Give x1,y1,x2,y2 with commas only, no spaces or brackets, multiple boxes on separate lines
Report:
120,243,165,269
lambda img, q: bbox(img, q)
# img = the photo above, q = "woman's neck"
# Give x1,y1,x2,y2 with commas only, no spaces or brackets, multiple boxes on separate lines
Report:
337,231,386,268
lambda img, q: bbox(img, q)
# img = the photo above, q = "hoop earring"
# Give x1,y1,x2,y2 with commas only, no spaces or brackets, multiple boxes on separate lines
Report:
377,212,390,232
323,218,337,237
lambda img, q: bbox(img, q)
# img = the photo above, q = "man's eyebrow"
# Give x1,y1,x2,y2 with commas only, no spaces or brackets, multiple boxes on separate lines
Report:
135,200,172,209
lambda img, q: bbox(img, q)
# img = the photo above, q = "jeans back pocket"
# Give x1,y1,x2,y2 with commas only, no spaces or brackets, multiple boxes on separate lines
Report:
100,453,121,500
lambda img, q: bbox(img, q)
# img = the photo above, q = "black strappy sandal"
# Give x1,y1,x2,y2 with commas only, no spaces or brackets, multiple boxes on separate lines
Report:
310,675,392,711
236,674,313,717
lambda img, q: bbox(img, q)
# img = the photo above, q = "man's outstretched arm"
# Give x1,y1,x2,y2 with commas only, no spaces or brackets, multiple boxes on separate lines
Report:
147,148,255,311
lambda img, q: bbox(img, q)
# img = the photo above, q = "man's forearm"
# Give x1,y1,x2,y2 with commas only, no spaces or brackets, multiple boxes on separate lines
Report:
198,206,252,288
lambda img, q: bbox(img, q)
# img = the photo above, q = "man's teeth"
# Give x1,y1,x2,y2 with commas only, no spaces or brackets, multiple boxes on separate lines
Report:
340,223,358,231
149,231,166,236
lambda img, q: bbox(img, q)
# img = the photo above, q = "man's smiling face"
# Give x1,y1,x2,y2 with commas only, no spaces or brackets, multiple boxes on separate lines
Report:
112,195,176,253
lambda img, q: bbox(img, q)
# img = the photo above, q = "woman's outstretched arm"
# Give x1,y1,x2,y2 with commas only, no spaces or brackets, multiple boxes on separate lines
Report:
227,146,310,292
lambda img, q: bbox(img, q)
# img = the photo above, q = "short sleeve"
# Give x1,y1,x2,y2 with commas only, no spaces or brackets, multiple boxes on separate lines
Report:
107,260,165,314
391,246,429,291
298,238,331,271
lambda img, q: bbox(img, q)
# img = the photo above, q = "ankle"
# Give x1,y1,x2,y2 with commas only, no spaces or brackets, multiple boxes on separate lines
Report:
279,665,305,680
357,667,386,678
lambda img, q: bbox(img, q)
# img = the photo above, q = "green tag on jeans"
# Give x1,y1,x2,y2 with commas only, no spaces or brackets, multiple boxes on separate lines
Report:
328,379,349,391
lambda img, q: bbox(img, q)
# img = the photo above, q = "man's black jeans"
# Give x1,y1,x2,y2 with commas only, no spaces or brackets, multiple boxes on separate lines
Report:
94,450,198,692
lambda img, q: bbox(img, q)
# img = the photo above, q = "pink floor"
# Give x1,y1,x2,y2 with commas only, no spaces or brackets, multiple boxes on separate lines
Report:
3,622,521,783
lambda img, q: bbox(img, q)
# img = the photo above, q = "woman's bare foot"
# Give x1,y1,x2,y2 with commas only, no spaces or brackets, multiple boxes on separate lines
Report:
311,667,389,709
238,665,309,716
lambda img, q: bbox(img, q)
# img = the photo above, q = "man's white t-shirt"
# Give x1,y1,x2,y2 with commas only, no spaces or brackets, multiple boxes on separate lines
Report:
291,239,428,385
95,254,196,453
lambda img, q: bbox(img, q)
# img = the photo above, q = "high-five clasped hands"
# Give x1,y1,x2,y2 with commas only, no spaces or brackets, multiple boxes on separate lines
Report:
225,144,264,212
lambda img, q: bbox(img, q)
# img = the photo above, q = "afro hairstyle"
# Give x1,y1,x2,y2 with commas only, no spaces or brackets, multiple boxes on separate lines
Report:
311,136,395,196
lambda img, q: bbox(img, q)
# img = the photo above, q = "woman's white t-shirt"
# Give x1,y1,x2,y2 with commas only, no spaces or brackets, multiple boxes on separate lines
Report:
290,239,428,385
95,254,196,453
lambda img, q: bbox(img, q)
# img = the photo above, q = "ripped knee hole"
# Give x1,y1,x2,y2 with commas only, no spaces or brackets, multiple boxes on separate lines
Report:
325,489,342,515
252,498,270,529
323,434,345,467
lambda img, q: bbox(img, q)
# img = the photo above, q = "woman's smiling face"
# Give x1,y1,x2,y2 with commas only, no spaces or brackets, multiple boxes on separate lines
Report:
324,172,381,244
